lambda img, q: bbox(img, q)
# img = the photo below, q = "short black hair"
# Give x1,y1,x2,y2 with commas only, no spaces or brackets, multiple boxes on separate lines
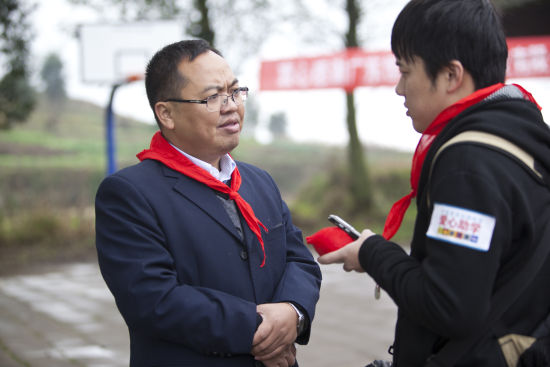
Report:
145,39,222,124
391,0,508,89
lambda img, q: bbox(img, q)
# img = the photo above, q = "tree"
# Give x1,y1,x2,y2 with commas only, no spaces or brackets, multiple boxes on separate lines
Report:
268,111,287,140
344,0,372,210
189,0,215,45
41,53,66,102
241,94,259,138
40,53,67,130
0,0,36,129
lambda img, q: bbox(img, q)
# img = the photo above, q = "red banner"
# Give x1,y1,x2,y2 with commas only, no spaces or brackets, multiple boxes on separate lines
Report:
259,36,550,91
507,36,550,79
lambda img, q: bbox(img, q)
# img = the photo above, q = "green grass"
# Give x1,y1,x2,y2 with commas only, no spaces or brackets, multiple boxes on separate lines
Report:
0,94,415,274
0,96,157,170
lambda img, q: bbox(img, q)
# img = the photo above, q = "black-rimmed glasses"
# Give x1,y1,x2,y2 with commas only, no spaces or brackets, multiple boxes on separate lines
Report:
164,87,248,112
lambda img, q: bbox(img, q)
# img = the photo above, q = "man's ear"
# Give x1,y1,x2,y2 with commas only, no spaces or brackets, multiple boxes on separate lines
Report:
444,60,466,93
154,102,175,130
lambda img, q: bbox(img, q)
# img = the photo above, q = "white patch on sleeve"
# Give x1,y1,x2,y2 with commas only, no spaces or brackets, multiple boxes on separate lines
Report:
426,203,496,252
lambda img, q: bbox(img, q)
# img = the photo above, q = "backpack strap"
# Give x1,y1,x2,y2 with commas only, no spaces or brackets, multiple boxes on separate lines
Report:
425,131,550,367
432,130,542,179
427,130,544,208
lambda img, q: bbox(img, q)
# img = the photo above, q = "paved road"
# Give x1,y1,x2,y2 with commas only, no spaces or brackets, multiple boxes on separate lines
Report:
0,261,397,367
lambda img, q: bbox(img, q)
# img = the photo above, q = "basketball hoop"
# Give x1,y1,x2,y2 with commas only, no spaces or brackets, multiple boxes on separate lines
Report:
78,21,184,175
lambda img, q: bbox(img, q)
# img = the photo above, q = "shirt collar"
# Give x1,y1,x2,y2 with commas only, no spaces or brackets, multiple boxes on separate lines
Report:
169,143,236,182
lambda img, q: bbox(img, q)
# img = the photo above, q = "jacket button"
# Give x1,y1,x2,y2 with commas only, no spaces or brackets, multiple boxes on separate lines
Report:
240,249,248,260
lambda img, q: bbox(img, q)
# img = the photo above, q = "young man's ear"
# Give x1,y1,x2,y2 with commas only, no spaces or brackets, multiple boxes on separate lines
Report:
154,102,175,130
444,59,476,97
444,60,465,93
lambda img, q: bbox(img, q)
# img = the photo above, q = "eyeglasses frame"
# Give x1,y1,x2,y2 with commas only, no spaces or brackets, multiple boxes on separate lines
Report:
163,87,249,112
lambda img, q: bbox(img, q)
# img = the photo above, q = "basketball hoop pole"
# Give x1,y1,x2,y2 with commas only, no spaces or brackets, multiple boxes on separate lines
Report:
105,74,143,175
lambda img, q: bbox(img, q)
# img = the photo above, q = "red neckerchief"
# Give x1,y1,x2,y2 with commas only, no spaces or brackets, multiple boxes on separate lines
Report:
137,131,268,267
382,83,508,240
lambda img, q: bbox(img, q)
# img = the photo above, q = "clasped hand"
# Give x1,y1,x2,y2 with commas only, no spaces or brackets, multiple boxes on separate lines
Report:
251,302,298,367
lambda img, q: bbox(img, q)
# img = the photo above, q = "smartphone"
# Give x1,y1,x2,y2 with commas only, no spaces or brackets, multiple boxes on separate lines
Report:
328,214,360,240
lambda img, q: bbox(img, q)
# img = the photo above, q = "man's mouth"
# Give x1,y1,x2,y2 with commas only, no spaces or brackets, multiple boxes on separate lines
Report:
218,119,240,133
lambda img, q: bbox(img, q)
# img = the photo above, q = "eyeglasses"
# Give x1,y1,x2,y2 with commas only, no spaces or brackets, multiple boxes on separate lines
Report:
164,87,249,112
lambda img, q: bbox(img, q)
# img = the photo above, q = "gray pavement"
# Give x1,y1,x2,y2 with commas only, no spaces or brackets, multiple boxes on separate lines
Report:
0,261,397,367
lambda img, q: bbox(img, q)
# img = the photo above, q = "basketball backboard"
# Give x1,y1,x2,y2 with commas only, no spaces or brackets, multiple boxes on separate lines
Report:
78,21,185,85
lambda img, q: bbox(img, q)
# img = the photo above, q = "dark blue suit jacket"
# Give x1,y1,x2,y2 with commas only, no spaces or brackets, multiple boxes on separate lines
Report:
95,158,322,367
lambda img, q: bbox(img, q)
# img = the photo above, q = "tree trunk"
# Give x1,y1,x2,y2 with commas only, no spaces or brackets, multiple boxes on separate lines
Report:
346,91,371,209
345,0,371,209
193,0,215,46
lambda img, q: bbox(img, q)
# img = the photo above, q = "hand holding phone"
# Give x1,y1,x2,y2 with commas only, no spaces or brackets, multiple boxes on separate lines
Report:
324,215,381,298
328,214,360,239
305,214,360,256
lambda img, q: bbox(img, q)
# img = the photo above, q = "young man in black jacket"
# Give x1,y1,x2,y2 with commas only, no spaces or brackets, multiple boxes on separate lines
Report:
315,0,550,366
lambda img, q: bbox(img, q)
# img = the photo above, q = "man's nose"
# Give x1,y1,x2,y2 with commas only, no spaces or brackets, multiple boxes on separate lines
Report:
220,95,238,112
395,78,404,96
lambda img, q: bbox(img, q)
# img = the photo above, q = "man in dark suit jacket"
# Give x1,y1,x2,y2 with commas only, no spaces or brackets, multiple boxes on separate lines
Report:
95,39,322,367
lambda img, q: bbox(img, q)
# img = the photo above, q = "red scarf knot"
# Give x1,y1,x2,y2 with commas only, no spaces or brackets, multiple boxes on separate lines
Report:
137,131,269,267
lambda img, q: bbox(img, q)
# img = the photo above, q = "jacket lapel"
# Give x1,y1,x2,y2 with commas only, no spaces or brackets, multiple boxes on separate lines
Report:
164,166,243,241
